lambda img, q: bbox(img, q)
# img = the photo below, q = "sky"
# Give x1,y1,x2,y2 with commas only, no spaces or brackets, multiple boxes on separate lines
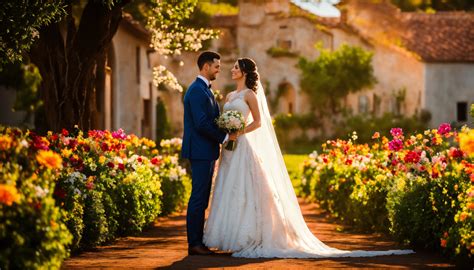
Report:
290,0,341,17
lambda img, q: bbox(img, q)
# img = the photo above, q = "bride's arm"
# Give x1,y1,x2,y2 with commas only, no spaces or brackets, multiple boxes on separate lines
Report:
241,90,261,135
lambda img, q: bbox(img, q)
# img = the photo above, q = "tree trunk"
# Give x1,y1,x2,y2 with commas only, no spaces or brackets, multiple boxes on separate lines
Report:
30,0,128,132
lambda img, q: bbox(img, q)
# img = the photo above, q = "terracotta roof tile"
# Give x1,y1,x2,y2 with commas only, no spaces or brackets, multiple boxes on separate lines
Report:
401,12,474,62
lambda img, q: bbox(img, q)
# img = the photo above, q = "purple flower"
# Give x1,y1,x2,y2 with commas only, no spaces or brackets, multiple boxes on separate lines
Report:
388,139,404,151
390,128,403,138
437,123,451,135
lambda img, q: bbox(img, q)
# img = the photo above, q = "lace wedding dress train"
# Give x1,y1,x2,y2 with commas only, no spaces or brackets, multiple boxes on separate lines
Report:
203,88,414,258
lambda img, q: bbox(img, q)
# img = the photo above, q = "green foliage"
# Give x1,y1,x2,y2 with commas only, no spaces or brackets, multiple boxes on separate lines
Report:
198,2,239,16
0,128,72,269
266,46,299,58
0,62,42,112
156,98,171,142
391,0,474,11
298,44,376,115
283,154,307,196
273,113,321,152
298,125,474,263
116,165,162,235
0,1,66,67
334,112,429,143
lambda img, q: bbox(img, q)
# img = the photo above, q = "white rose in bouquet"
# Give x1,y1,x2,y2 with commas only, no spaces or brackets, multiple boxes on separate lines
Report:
215,110,245,151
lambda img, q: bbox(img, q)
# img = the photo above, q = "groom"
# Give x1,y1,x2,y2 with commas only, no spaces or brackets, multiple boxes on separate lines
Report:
181,51,236,255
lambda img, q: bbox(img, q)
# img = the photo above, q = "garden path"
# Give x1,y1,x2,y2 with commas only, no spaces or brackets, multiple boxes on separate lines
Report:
63,199,455,269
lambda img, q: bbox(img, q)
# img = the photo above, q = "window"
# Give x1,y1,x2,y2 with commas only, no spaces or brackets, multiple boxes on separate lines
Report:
288,102,293,114
372,94,381,115
136,46,141,84
279,25,288,29
276,39,292,50
358,95,368,114
457,102,468,122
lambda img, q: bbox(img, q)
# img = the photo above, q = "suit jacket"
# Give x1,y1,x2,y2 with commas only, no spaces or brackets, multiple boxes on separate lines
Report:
181,78,226,160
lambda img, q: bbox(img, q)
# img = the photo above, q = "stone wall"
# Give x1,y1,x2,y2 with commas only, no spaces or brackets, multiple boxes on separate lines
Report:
424,63,474,126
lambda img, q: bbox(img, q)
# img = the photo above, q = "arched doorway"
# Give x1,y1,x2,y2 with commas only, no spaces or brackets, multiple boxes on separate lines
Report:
277,81,296,114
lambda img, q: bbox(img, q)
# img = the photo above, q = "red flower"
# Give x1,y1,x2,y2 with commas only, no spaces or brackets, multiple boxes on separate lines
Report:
345,159,353,165
50,134,58,141
404,151,421,164
440,239,447,248
69,139,78,149
118,163,125,171
137,157,143,163
107,162,115,169
54,187,66,199
449,148,464,159
151,157,162,166
61,128,69,136
86,181,94,190
101,142,109,151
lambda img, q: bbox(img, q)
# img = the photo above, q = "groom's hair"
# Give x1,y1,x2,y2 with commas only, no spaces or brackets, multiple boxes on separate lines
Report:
197,51,221,70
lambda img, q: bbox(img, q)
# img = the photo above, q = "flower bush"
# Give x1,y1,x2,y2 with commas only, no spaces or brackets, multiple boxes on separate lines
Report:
0,127,72,269
0,126,190,268
300,124,473,263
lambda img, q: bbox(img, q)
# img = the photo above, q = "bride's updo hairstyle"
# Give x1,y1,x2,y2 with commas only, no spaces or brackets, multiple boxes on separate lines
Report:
237,58,259,92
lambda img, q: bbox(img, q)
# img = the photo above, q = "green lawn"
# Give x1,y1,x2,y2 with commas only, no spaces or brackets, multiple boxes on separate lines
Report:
283,154,308,175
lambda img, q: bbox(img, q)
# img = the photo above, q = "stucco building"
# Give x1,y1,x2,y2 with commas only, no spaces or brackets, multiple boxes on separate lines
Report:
166,0,473,135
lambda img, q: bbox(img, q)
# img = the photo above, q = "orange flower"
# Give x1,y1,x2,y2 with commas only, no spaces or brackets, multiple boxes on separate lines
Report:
459,130,474,156
372,132,380,139
459,212,469,222
440,239,447,248
36,150,63,169
468,202,474,210
0,135,13,150
0,184,20,206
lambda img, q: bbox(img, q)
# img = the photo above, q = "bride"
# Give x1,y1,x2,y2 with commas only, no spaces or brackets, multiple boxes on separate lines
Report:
203,57,414,258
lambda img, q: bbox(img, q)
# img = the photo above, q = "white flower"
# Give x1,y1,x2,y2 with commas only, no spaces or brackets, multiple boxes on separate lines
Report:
153,65,183,92
35,186,48,198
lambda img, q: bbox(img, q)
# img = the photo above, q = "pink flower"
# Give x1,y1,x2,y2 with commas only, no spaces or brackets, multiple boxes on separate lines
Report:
388,139,404,151
437,123,451,135
390,128,403,138
112,128,127,139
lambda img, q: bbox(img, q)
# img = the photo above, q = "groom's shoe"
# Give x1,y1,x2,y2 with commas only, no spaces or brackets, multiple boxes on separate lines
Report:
188,245,214,256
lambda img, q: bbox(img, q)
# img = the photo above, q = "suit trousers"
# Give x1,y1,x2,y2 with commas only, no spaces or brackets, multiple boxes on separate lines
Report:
186,159,216,247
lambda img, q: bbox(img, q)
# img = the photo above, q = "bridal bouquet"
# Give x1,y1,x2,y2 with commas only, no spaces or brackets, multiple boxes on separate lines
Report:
215,110,245,151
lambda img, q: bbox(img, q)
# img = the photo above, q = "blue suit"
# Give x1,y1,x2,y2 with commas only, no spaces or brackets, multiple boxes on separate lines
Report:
181,77,226,247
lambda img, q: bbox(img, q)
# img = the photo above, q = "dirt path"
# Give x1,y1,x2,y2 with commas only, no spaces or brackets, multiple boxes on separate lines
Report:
63,200,455,269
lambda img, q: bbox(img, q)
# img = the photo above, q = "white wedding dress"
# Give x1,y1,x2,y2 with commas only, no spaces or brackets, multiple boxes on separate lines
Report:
203,86,414,258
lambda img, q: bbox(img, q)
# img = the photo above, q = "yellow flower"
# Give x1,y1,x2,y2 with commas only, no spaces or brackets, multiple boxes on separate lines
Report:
459,130,474,156
36,150,63,169
416,134,423,140
0,135,13,150
61,148,72,158
98,156,106,164
0,184,20,206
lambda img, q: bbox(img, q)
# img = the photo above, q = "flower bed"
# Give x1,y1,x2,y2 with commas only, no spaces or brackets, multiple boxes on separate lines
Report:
0,127,190,269
300,125,473,263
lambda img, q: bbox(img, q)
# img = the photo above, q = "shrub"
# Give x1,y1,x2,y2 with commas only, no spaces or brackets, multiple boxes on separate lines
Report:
300,124,474,263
